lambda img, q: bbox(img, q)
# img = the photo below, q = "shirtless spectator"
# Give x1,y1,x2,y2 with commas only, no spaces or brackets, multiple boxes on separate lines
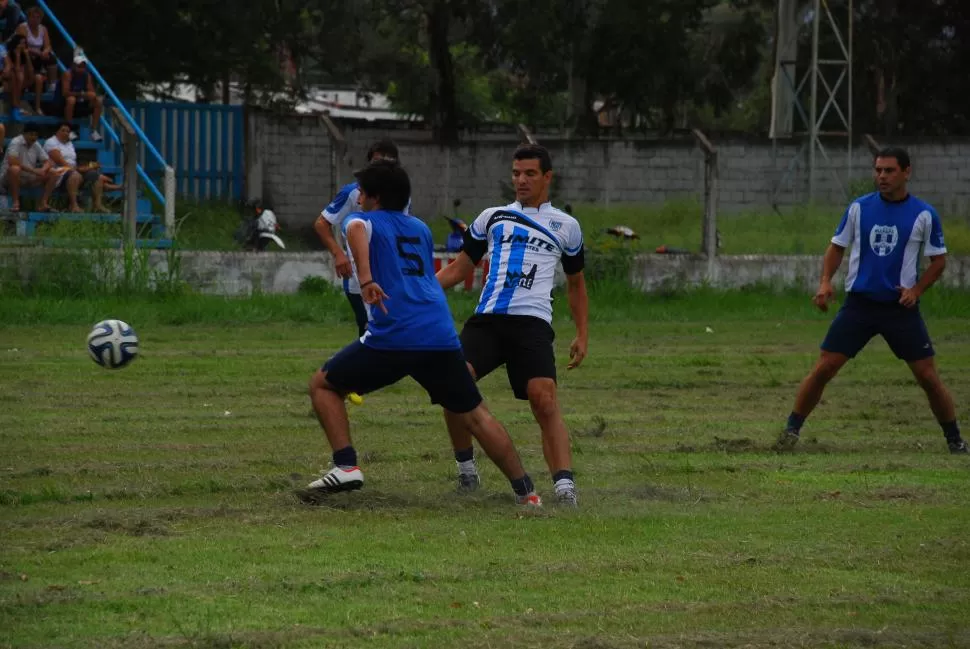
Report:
54,50,103,141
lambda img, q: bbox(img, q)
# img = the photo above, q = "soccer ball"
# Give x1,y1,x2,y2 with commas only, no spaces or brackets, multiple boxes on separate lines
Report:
87,319,139,369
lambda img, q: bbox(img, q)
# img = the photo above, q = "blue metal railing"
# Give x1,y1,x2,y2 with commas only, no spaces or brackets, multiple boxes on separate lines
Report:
35,0,171,212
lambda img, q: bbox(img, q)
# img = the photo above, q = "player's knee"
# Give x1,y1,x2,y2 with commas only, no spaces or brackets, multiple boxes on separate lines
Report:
910,365,940,392
308,369,330,394
526,379,558,417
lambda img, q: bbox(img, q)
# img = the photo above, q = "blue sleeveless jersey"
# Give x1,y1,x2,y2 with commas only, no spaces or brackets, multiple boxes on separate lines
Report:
343,210,460,350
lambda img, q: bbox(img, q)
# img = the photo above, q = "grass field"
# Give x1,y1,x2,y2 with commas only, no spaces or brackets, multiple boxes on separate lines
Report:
2,288,970,648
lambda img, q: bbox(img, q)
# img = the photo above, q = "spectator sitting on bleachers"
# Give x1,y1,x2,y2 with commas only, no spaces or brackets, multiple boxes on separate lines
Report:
1,121,58,211
44,121,108,213
0,0,25,43
54,50,102,141
17,7,56,114
2,32,26,117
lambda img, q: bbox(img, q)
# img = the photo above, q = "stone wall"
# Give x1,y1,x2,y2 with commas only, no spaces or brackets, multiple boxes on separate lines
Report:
5,248,970,296
245,113,970,234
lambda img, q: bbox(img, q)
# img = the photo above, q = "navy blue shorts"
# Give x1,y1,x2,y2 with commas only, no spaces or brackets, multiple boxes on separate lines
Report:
322,341,482,414
820,293,935,361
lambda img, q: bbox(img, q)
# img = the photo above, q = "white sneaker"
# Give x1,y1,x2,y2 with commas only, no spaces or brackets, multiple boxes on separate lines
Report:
554,478,578,507
306,466,363,494
69,131,78,141
90,131,103,143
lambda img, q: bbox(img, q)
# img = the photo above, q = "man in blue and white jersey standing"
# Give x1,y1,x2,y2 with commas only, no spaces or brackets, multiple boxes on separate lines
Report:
776,147,966,454
302,160,543,507
314,139,401,336
437,144,589,505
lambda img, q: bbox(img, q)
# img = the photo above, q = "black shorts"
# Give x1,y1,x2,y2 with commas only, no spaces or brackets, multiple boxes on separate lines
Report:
460,314,556,400
821,293,935,361
323,341,482,414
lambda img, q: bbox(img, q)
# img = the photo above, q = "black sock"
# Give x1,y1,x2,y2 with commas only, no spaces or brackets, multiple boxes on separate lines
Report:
454,447,474,463
786,412,806,433
941,420,961,442
552,469,573,483
332,445,357,468
510,474,534,497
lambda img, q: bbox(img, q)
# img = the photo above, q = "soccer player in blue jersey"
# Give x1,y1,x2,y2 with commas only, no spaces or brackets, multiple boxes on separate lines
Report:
314,140,401,336
436,144,589,505
302,160,543,506
776,147,966,454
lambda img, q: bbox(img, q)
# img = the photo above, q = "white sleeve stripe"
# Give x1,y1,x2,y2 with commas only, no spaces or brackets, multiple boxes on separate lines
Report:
565,243,583,255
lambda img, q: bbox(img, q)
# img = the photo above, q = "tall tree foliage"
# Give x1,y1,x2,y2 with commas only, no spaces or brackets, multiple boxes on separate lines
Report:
43,0,970,137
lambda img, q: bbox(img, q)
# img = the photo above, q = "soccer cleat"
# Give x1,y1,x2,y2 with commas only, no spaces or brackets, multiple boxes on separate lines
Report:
457,472,481,493
306,466,364,494
515,492,542,507
948,439,969,454
554,480,578,507
772,429,800,451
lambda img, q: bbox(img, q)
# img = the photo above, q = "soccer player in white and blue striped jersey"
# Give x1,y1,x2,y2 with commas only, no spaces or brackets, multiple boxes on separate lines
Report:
437,144,589,505
777,147,966,454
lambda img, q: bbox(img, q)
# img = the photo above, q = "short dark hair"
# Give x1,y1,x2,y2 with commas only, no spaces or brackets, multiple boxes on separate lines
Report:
512,144,552,173
27,6,42,16
366,139,399,162
56,121,72,132
22,122,40,135
874,146,911,170
354,160,411,212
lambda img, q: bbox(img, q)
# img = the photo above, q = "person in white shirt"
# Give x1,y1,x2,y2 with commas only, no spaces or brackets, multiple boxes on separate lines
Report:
436,144,589,506
0,121,57,211
44,121,107,213
15,7,56,114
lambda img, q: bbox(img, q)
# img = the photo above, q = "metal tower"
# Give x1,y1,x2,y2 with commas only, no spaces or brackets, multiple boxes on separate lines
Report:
770,0,853,204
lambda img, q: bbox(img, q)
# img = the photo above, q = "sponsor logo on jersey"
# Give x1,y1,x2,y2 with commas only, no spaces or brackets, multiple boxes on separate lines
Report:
549,220,562,231
505,264,537,290
499,231,557,253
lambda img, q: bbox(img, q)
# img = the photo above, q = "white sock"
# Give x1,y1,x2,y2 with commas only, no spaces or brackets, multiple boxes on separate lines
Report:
457,459,477,475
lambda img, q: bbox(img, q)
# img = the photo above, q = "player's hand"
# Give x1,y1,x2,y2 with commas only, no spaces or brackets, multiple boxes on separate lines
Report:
333,252,353,279
567,336,587,370
897,285,921,308
813,281,834,312
362,282,389,315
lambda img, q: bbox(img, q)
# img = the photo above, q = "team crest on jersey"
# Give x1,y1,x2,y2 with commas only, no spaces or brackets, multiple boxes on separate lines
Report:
505,264,537,290
549,220,563,231
869,225,898,257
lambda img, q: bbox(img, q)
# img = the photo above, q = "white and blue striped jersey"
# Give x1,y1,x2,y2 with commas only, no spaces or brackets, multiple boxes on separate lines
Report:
832,192,947,302
466,202,584,323
321,181,410,294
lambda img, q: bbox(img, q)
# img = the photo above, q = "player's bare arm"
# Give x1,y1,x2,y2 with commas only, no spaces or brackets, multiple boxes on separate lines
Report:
814,243,846,312
900,254,946,308
566,271,588,370
346,220,388,314
314,216,352,279
436,252,476,290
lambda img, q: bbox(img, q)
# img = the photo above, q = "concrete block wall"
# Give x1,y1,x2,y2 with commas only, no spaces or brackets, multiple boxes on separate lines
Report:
246,112,970,233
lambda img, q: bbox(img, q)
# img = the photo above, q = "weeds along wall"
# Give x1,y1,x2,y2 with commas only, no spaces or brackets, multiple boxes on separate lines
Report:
246,111,970,232
4,248,970,297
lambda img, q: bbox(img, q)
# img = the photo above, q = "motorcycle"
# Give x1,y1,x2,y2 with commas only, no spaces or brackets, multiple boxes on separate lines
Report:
234,200,286,251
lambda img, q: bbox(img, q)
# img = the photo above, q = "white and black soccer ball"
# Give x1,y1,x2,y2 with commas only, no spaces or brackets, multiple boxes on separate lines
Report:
86,319,139,369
